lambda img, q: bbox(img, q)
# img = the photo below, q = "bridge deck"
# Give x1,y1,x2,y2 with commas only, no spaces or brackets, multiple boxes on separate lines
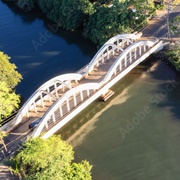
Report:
0,34,163,146
23,51,119,123
17,39,152,134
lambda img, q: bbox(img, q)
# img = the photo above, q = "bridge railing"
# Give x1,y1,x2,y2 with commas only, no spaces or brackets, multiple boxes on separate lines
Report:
82,33,143,77
7,74,83,130
32,82,100,138
101,40,158,84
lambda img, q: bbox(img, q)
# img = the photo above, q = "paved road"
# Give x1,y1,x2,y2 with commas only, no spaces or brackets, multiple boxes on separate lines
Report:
142,4,180,37
0,117,35,161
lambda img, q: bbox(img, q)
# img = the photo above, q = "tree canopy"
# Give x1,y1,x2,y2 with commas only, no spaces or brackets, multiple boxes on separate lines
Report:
170,15,180,36
0,82,20,121
0,52,22,121
0,52,22,89
83,1,133,46
165,43,180,71
37,0,95,30
10,135,92,180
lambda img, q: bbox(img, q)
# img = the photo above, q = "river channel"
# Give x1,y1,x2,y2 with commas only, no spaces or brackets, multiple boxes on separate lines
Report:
1,1,180,179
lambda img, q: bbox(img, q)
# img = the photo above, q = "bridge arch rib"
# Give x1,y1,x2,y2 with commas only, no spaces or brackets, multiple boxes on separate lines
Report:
83,33,142,77
32,83,100,138
13,73,83,126
101,40,156,84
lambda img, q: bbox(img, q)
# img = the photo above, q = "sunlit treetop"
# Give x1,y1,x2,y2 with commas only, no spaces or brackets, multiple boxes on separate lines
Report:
0,52,22,89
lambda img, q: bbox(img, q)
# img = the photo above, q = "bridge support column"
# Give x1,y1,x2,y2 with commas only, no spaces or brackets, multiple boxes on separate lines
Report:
59,106,63,117
73,94,77,107
119,61,122,72
102,54,105,64
143,45,146,52
68,80,72,89
34,102,37,113
134,48,137,59
107,50,110,60
40,94,44,108
62,83,65,92
66,99,70,112
139,46,142,55
52,113,56,123
124,56,127,67
96,61,99,68
122,40,125,47
87,89,90,97
47,88,52,102
55,83,58,98
80,91,83,101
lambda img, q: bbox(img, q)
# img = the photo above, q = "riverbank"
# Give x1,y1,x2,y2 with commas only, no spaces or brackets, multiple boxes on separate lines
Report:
3,0,157,47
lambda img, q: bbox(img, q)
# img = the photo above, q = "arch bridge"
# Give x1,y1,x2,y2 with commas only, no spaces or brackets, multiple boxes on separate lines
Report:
1,32,164,139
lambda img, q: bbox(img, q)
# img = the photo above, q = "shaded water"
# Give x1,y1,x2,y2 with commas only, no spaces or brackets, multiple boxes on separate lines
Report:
0,0,96,100
1,1,180,179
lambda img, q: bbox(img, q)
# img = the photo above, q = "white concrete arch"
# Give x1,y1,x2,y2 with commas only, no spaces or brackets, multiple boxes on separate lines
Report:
32,83,100,138
83,33,142,77
102,40,155,84
84,43,123,76
13,73,83,126
105,33,142,45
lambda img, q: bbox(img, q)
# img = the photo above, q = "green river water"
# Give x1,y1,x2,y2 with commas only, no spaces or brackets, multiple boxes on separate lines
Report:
1,1,180,179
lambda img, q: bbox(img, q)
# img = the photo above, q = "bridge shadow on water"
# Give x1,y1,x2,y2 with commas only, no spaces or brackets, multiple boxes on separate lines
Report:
56,54,180,149
57,56,159,144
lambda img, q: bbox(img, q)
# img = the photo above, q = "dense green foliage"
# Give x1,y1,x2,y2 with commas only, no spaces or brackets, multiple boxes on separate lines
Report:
170,16,180,36
38,0,94,30
0,82,20,121
83,1,133,46
0,52,22,89
17,0,35,11
165,44,180,71
5,0,156,46
0,52,22,121
166,16,180,71
10,135,92,180
83,0,155,46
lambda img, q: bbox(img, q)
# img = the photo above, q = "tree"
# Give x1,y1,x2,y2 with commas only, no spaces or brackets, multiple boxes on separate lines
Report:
0,52,22,89
10,135,92,180
165,43,180,71
37,0,94,30
170,15,180,36
132,0,156,17
59,0,94,30
83,1,133,46
17,0,35,11
0,82,20,121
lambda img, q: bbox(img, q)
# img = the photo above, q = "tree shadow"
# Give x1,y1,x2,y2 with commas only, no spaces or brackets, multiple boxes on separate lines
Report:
149,58,180,120
1,0,97,56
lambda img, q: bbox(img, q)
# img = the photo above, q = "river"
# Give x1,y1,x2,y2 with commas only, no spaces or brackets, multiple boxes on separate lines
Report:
1,1,180,179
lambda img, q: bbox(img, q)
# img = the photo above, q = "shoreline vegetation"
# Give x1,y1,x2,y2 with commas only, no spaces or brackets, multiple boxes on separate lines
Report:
4,0,179,70
5,135,92,179
4,0,157,47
